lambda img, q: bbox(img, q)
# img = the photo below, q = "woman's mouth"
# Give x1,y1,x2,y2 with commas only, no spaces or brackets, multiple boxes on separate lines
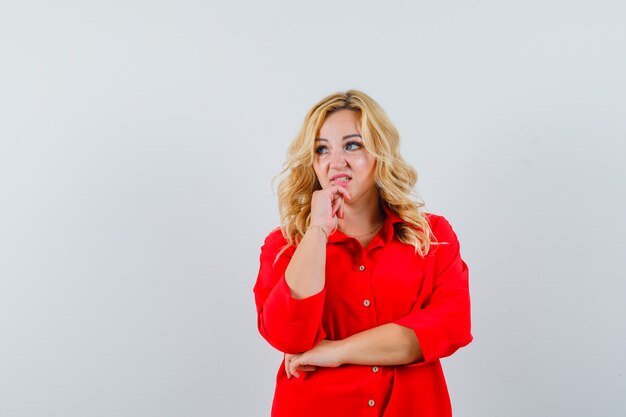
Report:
331,176,351,186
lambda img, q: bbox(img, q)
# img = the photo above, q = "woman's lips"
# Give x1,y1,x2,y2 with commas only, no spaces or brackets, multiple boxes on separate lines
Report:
331,177,351,186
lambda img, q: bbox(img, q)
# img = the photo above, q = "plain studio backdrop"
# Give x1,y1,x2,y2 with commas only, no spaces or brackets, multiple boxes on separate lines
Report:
1,1,625,416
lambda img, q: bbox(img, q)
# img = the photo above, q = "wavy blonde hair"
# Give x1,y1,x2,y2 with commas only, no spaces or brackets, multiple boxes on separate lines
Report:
275,90,433,257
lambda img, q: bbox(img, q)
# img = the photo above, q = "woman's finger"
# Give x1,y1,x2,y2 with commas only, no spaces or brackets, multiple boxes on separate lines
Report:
285,354,299,379
284,355,291,379
339,196,344,219
331,195,343,218
290,357,316,378
289,360,300,378
328,185,351,201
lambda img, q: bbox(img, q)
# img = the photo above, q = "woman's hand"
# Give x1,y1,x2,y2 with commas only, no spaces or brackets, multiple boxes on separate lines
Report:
309,186,351,236
284,353,317,379
284,340,345,379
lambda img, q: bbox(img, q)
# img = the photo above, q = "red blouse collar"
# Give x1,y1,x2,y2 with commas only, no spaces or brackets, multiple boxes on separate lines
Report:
327,203,405,246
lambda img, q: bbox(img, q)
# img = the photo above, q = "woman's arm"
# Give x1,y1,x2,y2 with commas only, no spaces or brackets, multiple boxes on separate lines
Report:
254,229,329,354
253,186,351,354
284,185,351,299
283,226,327,299
338,323,423,365
286,323,422,378
286,216,471,377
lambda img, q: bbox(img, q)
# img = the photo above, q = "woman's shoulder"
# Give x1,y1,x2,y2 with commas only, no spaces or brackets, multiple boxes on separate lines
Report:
421,211,445,227
422,212,459,242
259,227,295,264
261,227,288,250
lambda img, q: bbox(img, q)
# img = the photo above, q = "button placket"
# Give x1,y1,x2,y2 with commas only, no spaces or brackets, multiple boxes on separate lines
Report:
357,261,375,324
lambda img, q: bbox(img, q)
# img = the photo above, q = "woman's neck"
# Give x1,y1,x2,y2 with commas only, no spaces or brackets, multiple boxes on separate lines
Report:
337,193,385,237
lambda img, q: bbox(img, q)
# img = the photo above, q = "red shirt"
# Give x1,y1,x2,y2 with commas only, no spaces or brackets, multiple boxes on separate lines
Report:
253,207,472,417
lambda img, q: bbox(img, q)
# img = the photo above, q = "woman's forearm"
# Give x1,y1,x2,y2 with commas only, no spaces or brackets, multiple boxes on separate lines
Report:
286,323,424,377
284,227,327,299
337,323,423,366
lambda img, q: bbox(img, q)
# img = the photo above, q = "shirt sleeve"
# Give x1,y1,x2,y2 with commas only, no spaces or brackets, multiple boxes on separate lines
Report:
253,229,327,354
394,215,472,365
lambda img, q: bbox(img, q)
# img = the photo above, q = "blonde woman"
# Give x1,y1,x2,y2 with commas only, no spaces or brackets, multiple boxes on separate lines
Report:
253,90,472,416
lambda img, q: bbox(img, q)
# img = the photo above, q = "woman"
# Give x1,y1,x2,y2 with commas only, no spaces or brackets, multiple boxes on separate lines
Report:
253,90,472,416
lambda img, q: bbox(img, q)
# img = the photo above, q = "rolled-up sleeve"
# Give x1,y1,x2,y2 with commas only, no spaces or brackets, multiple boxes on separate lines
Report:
394,216,472,364
253,229,327,354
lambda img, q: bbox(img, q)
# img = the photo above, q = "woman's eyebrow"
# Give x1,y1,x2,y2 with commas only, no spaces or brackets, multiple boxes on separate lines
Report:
315,134,362,141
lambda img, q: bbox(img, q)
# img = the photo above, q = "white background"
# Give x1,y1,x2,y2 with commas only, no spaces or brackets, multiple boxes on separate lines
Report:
1,1,625,416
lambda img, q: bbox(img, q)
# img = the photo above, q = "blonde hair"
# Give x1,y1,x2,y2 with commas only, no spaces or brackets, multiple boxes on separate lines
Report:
275,90,433,257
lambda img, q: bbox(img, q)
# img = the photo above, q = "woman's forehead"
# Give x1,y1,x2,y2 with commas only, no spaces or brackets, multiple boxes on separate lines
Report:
319,110,361,137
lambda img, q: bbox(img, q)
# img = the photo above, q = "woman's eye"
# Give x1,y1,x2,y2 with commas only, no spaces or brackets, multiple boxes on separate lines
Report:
346,142,362,151
315,145,328,154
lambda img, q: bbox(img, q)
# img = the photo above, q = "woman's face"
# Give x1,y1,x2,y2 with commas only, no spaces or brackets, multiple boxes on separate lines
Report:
312,109,377,203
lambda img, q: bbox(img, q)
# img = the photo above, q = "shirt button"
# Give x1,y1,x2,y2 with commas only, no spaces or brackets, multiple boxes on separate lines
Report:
368,399,376,407
358,265,366,272
363,299,371,307
372,366,379,373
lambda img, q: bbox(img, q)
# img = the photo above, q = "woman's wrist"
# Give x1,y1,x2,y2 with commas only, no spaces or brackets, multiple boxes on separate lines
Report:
332,339,349,366
306,224,329,241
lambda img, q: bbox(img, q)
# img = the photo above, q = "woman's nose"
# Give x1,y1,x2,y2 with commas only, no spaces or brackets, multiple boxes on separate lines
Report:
330,150,347,168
